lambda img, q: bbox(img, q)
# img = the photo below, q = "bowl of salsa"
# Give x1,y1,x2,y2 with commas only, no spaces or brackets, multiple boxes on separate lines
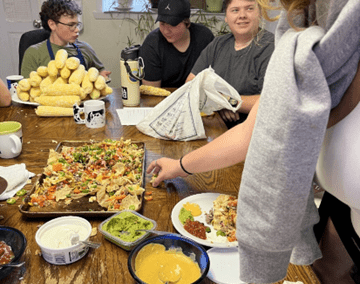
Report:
0,226,27,280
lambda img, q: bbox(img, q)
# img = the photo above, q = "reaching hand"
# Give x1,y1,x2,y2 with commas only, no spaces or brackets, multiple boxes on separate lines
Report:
100,70,112,81
146,158,189,187
218,109,240,122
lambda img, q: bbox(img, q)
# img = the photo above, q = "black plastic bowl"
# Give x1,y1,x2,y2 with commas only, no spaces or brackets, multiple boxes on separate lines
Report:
0,226,27,280
128,234,210,284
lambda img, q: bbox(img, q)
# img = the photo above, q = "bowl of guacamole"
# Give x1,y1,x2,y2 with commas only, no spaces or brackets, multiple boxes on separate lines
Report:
99,210,156,251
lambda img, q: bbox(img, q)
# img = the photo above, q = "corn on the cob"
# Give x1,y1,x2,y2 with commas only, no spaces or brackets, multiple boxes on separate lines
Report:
94,75,106,90
18,78,31,92
48,60,58,77
139,85,171,96
69,65,86,85
40,76,57,92
55,49,68,69
90,88,100,99
53,77,68,85
88,67,99,82
66,57,80,70
60,65,71,79
29,71,42,87
35,106,73,117
30,87,41,98
17,91,30,101
37,66,48,77
81,73,93,95
43,83,81,96
79,87,87,100
35,95,80,108
100,85,113,96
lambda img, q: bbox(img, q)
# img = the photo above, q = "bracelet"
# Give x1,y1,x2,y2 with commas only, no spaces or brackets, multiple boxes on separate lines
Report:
179,156,193,175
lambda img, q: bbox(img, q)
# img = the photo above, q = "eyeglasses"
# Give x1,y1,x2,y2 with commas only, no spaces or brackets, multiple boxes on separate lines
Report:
55,21,83,31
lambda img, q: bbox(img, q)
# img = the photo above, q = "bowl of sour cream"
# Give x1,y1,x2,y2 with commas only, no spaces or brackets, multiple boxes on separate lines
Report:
35,216,92,265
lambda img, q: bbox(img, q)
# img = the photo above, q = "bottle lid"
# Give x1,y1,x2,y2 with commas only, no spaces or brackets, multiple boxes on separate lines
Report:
121,45,141,60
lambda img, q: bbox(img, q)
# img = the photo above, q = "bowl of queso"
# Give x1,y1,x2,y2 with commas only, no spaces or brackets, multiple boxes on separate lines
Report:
128,234,210,284
35,216,92,265
0,226,27,280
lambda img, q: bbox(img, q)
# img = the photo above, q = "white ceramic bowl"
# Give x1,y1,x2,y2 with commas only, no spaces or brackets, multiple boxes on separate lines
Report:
35,216,92,265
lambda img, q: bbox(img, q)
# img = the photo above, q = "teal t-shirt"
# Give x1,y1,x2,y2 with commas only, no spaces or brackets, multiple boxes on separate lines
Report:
21,40,105,78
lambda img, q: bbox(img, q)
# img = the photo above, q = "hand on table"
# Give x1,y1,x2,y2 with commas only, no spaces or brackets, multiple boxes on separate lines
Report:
146,158,189,187
100,70,112,81
218,109,240,122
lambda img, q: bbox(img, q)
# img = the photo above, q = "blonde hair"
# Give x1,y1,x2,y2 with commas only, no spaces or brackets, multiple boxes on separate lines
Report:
257,0,312,29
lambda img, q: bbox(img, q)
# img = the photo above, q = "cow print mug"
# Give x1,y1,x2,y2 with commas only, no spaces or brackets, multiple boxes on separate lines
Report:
73,100,105,128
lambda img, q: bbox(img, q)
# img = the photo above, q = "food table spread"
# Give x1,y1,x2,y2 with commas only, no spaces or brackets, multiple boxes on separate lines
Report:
0,88,320,284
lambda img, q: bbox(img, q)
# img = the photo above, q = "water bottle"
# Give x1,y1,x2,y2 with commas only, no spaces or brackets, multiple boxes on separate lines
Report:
120,45,145,106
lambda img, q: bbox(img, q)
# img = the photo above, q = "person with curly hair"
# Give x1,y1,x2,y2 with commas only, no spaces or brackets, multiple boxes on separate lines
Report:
20,0,111,79
147,0,360,283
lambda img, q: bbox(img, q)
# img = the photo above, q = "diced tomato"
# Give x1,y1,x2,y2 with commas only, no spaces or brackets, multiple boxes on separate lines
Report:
145,191,153,195
144,196,153,201
74,189,81,194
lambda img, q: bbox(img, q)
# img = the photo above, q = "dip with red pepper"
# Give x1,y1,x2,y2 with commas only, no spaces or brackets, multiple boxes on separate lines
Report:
0,241,15,265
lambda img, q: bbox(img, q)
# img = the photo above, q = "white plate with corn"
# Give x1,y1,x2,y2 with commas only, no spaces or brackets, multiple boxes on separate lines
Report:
15,49,112,117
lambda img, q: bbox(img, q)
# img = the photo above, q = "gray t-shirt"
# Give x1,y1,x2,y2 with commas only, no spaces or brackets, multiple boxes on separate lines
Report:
191,30,274,96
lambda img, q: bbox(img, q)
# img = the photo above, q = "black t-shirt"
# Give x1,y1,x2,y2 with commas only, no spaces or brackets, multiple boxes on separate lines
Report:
139,23,214,87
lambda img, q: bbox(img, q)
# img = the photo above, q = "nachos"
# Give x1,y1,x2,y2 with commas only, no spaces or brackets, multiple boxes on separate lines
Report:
30,138,145,211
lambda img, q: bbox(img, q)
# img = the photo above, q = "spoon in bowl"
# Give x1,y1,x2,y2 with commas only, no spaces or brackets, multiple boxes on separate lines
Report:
0,261,25,269
70,233,101,249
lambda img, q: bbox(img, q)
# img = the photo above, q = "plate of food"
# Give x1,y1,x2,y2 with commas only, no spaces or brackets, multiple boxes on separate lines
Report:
13,49,112,107
171,193,238,248
19,138,146,217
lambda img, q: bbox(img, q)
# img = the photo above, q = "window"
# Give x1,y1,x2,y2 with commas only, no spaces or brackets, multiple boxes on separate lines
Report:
101,0,221,13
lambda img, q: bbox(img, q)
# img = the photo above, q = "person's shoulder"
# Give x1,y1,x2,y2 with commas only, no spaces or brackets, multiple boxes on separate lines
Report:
143,28,161,43
73,40,92,50
191,22,214,36
260,30,275,44
212,33,233,45
27,40,47,51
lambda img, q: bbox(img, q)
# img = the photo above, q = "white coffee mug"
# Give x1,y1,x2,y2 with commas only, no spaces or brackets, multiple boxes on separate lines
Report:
6,75,24,97
0,121,23,159
73,100,105,128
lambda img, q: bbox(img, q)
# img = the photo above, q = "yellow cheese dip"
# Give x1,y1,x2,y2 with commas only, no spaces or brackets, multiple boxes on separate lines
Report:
135,243,201,284
183,202,201,217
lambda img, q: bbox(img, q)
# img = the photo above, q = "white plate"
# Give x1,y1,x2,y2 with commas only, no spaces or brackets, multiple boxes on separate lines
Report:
171,193,238,248
11,92,110,107
207,247,245,284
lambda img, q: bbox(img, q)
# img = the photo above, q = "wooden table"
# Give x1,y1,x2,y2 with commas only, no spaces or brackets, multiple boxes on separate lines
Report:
0,89,320,284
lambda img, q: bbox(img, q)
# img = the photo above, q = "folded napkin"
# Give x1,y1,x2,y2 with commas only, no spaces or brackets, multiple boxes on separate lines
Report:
0,164,35,200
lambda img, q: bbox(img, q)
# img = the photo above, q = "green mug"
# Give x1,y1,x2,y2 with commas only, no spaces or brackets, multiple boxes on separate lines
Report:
0,121,23,159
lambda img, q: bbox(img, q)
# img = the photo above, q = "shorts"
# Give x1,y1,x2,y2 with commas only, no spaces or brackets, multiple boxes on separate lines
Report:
314,191,360,282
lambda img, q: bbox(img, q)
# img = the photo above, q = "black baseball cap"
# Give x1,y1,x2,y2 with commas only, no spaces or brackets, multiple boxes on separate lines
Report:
156,0,191,26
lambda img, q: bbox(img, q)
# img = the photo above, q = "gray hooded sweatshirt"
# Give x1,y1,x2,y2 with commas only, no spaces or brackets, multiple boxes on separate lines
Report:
236,0,360,283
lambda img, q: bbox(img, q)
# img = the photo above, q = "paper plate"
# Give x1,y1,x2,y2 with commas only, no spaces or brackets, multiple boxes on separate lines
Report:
207,247,246,284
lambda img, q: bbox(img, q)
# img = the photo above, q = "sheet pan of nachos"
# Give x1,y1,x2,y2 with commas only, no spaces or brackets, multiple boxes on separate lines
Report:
19,138,146,217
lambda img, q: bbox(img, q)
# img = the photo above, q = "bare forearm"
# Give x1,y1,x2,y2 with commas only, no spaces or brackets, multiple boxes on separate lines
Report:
238,94,260,113
141,79,161,87
182,99,259,173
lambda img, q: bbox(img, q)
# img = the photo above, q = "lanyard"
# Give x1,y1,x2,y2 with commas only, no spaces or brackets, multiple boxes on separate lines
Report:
47,39,86,68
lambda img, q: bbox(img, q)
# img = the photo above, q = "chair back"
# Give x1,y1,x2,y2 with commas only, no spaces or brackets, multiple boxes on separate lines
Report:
18,29,50,74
